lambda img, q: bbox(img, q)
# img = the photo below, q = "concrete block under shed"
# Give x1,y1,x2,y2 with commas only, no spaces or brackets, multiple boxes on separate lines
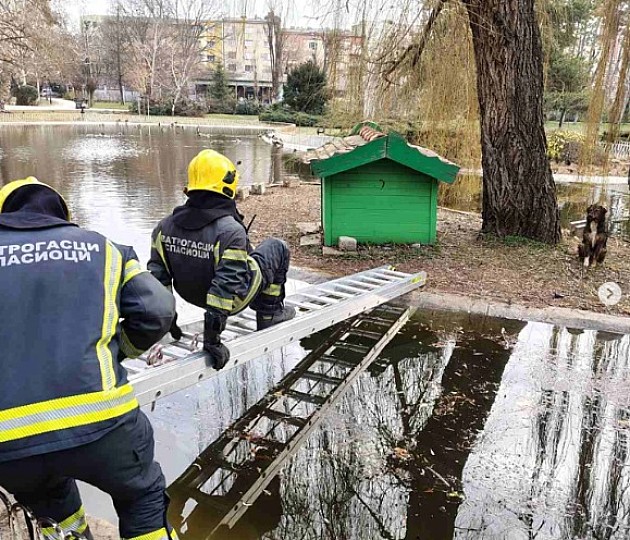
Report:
297,222,321,235
322,246,344,256
300,233,322,246
251,183,266,195
338,236,358,252
236,186,250,201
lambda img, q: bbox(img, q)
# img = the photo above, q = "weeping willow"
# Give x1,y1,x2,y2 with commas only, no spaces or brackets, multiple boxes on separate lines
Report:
581,0,623,171
324,0,480,171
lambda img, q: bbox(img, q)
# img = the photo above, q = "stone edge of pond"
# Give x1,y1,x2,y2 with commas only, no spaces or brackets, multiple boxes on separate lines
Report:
0,121,273,136
411,291,630,334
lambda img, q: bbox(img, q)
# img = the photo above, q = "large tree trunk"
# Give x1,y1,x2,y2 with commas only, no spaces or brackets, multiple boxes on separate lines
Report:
462,0,560,243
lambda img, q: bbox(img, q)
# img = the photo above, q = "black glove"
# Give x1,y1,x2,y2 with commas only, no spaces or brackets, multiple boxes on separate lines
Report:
204,309,229,369
204,342,230,370
170,313,183,341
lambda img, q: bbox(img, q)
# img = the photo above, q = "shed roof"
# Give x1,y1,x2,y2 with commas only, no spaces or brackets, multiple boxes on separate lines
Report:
304,124,460,184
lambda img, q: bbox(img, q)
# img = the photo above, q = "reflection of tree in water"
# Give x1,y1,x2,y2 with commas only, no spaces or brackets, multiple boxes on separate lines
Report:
556,183,630,235
264,312,523,540
456,324,630,539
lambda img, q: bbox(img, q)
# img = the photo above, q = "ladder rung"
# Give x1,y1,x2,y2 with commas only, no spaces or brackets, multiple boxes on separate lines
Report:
225,324,251,335
347,328,383,340
210,457,244,473
301,371,344,385
170,341,196,351
345,279,378,289
316,355,358,369
229,319,256,331
285,300,320,311
234,434,286,453
318,287,354,299
377,304,407,314
334,283,369,294
263,408,308,428
361,316,398,326
299,293,339,305
367,271,398,282
356,276,392,285
334,342,370,354
380,269,409,278
284,389,327,405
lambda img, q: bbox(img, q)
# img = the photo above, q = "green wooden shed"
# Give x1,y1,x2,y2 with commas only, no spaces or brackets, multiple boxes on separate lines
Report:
305,123,460,247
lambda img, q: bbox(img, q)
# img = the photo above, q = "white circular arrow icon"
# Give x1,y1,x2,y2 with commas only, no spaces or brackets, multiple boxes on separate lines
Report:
598,282,623,307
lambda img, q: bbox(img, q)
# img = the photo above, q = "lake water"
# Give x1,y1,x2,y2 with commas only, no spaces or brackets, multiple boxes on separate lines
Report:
0,124,295,265
2,124,630,539
157,311,630,540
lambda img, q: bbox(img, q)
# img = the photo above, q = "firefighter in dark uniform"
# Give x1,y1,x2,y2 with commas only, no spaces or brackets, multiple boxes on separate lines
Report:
148,149,296,368
0,178,177,540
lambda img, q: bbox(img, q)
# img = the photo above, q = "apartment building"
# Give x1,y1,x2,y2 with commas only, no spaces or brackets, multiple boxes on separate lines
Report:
196,19,363,103
196,18,274,102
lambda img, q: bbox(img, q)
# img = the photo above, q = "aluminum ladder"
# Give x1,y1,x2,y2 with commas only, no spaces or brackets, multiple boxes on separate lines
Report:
126,266,425,408
167,303,411,538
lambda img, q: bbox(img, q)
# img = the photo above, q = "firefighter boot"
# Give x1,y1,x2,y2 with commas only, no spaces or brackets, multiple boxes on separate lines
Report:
256,305,296,331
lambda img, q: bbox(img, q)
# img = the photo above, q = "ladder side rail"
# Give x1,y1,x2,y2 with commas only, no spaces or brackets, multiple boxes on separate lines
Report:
214,308,412,533
130,271,426,408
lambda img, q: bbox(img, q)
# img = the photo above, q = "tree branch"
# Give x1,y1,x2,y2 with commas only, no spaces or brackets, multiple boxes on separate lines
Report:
382,0,448,85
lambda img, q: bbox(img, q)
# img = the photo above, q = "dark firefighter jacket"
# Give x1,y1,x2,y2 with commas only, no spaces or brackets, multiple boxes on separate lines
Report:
0,212,175,462
148,195,261,316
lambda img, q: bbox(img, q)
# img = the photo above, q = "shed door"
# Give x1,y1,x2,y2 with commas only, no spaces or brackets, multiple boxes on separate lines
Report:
327,160,435,245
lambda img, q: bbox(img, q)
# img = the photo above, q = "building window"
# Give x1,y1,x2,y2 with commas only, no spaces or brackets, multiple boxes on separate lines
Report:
228,64,237,72
244,65,254,72
227,51,237,60
206,54,216,63
309,41,318,50
245,40,254,47
207,40,216,48
244,52,253,60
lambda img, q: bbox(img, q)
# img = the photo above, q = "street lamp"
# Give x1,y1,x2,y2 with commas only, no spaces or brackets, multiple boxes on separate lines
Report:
84,57,92,104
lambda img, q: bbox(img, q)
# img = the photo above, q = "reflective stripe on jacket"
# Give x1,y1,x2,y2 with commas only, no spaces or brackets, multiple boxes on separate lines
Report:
0,219,175,462
148,214,261,316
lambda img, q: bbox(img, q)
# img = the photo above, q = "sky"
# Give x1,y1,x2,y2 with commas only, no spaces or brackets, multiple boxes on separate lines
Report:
65,0,420,30
70,0,322,26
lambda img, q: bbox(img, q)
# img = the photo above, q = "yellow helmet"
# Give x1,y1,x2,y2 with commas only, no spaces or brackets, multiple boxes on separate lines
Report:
0,177,70,220
187,150,239,199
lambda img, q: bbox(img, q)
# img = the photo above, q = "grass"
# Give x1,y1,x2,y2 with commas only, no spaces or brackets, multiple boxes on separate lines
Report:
499,235,550,250
205,113,261,123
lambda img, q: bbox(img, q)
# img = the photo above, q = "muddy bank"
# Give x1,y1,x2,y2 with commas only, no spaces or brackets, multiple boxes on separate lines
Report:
240,184,630,317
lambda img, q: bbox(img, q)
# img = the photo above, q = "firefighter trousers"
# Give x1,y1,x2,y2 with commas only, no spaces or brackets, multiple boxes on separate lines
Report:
0,409,176,540
249,238,291,314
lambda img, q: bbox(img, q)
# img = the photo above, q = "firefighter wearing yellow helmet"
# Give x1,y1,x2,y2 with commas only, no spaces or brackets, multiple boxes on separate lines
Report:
149,149,296,368
0,178,178,540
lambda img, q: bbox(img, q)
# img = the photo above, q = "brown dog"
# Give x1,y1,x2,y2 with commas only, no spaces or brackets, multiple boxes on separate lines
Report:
578,204,608,268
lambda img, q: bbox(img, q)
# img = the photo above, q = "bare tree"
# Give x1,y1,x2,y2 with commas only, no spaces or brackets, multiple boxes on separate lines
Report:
165,0,215,116
118,0,170,99
100,4,132,104
0,0,79,99
265,5,285,103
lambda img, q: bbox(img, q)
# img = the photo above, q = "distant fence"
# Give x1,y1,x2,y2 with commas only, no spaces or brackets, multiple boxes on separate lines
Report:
601,140,630,160
94,88,139,103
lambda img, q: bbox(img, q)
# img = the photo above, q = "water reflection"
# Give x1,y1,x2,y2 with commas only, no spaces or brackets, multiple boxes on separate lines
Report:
161,311,630,540
456,325,630,539
439,174,630,239
0,124,294,262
